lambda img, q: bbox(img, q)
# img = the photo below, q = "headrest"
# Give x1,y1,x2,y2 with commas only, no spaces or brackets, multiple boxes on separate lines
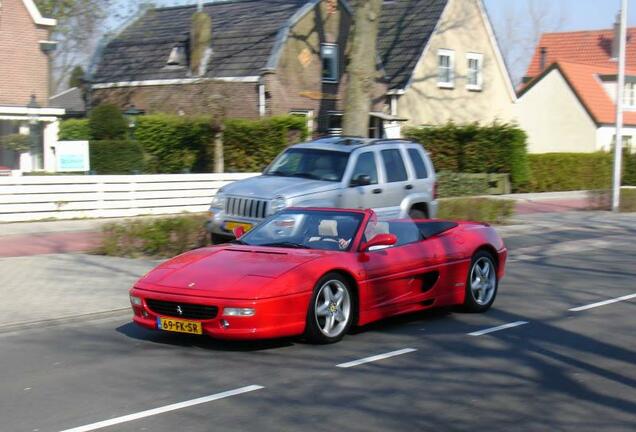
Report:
319,219,338,237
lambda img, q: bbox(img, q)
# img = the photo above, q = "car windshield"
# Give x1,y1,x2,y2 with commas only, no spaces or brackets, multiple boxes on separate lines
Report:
238,209,364,251
264,148,350,182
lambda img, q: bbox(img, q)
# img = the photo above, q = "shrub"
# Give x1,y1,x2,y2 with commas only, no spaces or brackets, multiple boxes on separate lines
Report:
90,140,144,174
436,171,490,198
522,153,613,192
404,122,529,190
620,188,636,212
437,197,515,224
0,133,30,152
623,153,636,186
134,114,213,173
89,104,128,140
99,214,209,258
59,118,91,140
224,115,308,172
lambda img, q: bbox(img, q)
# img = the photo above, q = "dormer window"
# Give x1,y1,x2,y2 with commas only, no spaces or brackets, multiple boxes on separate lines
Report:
321,43,339,83
167,46,186,66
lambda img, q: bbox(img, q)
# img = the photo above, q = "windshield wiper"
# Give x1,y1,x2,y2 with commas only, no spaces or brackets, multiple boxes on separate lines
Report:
291,172,321,180
260,241,306,249
265,170,289,177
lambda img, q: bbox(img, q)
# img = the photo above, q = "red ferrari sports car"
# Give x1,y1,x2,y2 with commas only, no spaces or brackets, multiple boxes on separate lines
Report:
129,208,507,343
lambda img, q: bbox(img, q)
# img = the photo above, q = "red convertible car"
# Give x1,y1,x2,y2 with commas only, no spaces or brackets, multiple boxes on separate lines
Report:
129,208,507,343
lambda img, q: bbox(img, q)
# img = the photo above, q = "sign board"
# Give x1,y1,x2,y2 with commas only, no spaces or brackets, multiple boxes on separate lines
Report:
55,141,90,172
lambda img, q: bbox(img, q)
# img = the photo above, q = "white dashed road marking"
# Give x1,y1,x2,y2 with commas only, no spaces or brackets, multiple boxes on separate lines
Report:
468,321,529,336
336,348,417,368
569,293,636,312
57,385,264,432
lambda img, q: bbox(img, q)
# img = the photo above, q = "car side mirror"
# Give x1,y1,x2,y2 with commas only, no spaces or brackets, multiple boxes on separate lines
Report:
233,226,246,238
361,233,397,251
351,174,372,187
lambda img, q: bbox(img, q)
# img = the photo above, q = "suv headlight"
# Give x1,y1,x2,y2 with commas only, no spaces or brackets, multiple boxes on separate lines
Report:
269,196,287,215
210,193,226,210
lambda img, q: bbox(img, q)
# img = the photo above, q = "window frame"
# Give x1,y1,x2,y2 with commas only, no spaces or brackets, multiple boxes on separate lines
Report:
406,148,429,179
289,109,315,134
437,49,455,88
349,151,379,186
321,43,339,83
466,52,483,91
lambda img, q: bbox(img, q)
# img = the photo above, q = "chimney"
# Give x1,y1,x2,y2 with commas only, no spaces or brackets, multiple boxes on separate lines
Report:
612,12,621,60
539,47,547,72
190,8,212,76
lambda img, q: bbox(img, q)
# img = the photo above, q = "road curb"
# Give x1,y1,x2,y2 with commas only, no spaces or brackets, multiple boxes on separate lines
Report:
0,308,130,334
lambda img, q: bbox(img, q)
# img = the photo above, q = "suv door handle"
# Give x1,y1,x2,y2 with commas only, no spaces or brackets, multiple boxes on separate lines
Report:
405,184,413,190
372,188,382,194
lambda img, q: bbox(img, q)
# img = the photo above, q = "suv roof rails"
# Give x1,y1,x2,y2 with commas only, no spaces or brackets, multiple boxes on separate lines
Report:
312,136,368,146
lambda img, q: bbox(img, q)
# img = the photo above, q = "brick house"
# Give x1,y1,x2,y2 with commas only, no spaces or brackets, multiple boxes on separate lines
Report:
90,0,514,137
0,0,63,171
516,24,636,153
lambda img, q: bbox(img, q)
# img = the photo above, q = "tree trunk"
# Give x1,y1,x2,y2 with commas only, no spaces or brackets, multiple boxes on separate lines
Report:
213,130,224,173
342,0,383,137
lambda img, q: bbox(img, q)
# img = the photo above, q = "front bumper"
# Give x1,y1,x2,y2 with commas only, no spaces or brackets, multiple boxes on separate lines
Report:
129,287,310,340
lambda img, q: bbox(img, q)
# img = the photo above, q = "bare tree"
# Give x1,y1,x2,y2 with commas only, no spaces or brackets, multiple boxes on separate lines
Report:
342,0,383,137
493,0,567,85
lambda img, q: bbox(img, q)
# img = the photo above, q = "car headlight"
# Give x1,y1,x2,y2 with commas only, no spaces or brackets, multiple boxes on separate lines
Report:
210,193,226,210
269,196,287,215
223,307,255,317
130,295,142,306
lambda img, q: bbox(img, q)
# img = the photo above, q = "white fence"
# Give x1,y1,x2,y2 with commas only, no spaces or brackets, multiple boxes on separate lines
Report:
0,173,259,222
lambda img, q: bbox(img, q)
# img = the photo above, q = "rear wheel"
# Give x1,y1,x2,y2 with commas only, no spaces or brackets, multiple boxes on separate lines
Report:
463,251,498,312
304,273,354,344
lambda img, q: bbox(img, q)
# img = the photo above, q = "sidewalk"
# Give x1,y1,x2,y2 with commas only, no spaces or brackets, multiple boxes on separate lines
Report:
0,190,599,257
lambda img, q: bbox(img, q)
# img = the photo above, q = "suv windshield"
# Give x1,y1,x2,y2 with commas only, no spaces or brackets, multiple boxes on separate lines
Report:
264,148,350,182
238,209,363,251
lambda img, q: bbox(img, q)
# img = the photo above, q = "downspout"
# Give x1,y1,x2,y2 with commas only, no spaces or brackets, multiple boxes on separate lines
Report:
258,80,266,117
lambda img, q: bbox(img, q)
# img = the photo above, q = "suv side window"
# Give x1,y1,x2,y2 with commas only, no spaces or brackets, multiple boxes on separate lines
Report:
351,152,378,185
407,148,428,179
381,149,408,182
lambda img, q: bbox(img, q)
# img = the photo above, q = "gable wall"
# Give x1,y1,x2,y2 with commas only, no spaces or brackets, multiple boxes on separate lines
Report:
397,0,514,126
0,0,51,106
516,69,597,153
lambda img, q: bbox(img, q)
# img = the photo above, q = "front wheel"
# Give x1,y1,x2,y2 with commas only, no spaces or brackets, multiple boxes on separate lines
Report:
463,251,498,312
304,273,355,344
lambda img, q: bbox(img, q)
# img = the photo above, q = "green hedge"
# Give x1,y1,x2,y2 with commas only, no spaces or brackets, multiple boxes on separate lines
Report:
624,153,636,186
59,118,90,140
404,122,529,190
224,116,309,172
134,114,213,173
90,140,144,174
437,197,515,225
521,153,613,192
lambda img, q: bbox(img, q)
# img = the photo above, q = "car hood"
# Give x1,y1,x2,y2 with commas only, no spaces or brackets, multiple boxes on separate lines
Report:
221,175,339,199
136,246,324,299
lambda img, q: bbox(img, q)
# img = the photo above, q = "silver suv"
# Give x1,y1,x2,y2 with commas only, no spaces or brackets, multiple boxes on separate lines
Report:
206,137,437,243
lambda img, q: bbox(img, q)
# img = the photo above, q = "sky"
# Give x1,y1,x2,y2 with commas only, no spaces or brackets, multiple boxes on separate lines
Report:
145,0,635,83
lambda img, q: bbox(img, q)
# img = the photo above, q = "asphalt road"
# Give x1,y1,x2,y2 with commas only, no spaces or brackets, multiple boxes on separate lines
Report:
0,211,635,432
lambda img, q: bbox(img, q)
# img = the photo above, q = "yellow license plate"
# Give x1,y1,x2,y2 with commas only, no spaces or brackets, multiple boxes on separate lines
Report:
225,221,253,232
157,317,202,335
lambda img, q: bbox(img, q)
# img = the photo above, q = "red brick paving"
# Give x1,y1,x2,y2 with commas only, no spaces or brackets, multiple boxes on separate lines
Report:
0,231,103,258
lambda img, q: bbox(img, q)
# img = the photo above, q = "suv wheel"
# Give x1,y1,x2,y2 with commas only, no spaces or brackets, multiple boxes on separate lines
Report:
408,208,428,220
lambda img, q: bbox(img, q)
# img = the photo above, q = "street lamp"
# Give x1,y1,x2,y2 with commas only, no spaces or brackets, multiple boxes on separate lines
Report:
124,106,144,129
26,94,41,171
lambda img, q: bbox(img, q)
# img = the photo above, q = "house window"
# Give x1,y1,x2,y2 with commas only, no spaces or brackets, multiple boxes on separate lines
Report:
321,44,339,82
289,110,314,134
624,82,636,108
326,112,343,135
611,134,633,153
437,49,454,88
466,53,483,90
